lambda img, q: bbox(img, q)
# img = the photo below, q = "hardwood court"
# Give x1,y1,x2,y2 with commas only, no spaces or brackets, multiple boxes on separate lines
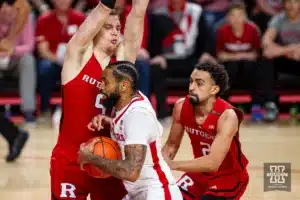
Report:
0,120,299,199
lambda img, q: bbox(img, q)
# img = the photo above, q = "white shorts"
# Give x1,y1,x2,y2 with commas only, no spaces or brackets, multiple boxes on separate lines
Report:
123,185,183,200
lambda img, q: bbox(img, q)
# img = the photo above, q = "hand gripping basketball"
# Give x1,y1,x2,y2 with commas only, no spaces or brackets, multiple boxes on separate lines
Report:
87,115,113,131
78,136,122,178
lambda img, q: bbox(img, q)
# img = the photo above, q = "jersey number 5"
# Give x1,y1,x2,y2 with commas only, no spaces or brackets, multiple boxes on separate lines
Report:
200,142,211,156
95,94,106,115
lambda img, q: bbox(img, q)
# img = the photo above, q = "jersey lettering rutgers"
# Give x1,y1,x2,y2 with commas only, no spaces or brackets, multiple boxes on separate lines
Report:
177,97,249,200
50,54,126,200
54,54,111,161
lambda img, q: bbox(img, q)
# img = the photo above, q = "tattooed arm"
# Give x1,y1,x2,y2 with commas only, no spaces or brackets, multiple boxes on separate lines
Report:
86,144,147,182
80,109,154,182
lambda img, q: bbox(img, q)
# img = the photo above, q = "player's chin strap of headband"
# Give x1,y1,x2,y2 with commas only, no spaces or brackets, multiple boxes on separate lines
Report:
100,0,116,9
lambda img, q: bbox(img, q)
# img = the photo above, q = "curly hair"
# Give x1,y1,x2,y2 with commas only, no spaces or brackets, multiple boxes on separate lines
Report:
106,61,139,93
194,62,229,96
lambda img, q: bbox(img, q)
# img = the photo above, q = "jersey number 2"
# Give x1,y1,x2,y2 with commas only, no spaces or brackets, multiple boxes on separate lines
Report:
200,142,211,156
95,94,106,115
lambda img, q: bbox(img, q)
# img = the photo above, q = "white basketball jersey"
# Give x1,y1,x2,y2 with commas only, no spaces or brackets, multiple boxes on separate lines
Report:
111,91,177,197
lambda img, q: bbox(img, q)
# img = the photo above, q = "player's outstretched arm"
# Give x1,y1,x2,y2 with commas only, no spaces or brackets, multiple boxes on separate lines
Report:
162,99,185,160
66,0,116,58
167,109,239,173
123,0,149,63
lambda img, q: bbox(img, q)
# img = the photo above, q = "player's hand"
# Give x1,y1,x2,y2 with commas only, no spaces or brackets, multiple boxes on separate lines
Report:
0,39,15,56
162,153,176,170
137,48,150,60
87,115,113,131
199,52,218,64
78,138,100,170
150,55,167,69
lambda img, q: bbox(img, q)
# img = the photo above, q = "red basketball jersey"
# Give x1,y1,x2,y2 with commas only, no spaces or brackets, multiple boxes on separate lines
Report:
180,97,248,174
52,54,115,163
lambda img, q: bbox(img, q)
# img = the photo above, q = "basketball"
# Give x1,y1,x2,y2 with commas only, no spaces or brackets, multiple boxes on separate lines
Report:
82,136,122,178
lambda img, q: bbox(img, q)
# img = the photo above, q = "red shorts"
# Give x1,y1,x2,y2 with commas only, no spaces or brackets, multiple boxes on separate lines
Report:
177,171,249,200
50,154,127,200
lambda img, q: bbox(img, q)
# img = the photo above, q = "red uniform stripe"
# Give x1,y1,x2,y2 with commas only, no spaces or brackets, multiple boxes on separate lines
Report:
150,141,172,200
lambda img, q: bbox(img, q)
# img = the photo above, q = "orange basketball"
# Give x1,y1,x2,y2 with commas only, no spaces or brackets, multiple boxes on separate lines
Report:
83,136,122,178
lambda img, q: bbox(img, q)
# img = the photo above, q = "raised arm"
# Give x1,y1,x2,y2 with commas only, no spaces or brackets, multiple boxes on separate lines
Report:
67,0,116,54
62,0,117,84
162,99,185,160
123,0,149,63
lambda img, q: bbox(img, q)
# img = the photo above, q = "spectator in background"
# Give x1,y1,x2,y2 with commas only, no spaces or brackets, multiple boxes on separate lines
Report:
149,0,217,119
0,0,30,162
262,0,300,121
0,14,36,124
118,0,151,98
36,0,85,123
251,0,283,33
0,0,30,53
216,2,276,121
194,0,231,32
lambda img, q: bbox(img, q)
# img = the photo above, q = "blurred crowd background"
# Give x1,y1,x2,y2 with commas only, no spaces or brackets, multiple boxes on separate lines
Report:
0,0,300,127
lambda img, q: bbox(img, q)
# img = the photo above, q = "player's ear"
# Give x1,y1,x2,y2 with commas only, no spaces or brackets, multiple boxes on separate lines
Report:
211,85,220,95
120,80,129,92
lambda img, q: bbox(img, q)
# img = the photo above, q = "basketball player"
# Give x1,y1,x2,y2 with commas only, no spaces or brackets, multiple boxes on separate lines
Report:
162,62,249,200
50,0,149,199
0,0,30,162
80,62,183,200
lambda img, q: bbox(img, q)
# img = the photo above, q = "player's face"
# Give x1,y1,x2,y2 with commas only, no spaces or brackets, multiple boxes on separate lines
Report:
96,15,121,53
284,0,300,18
227,8,245,29
188,70,220,105
101,68,121,108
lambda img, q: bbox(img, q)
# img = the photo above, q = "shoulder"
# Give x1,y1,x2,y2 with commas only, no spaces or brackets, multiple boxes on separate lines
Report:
174,98,185,113
273,12,286,22
217,23,230,33
126,105,154,120
37,11,54,23
124,106,156,128
245,21,261,34
173,98,186,123
269,12,286,26
219,109,239,125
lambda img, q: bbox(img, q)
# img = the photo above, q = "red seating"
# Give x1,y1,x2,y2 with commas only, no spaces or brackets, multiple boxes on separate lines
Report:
1,93,300,123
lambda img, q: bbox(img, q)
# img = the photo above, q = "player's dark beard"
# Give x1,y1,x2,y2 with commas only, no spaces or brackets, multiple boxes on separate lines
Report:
189,94,200,105
102,88,121,110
